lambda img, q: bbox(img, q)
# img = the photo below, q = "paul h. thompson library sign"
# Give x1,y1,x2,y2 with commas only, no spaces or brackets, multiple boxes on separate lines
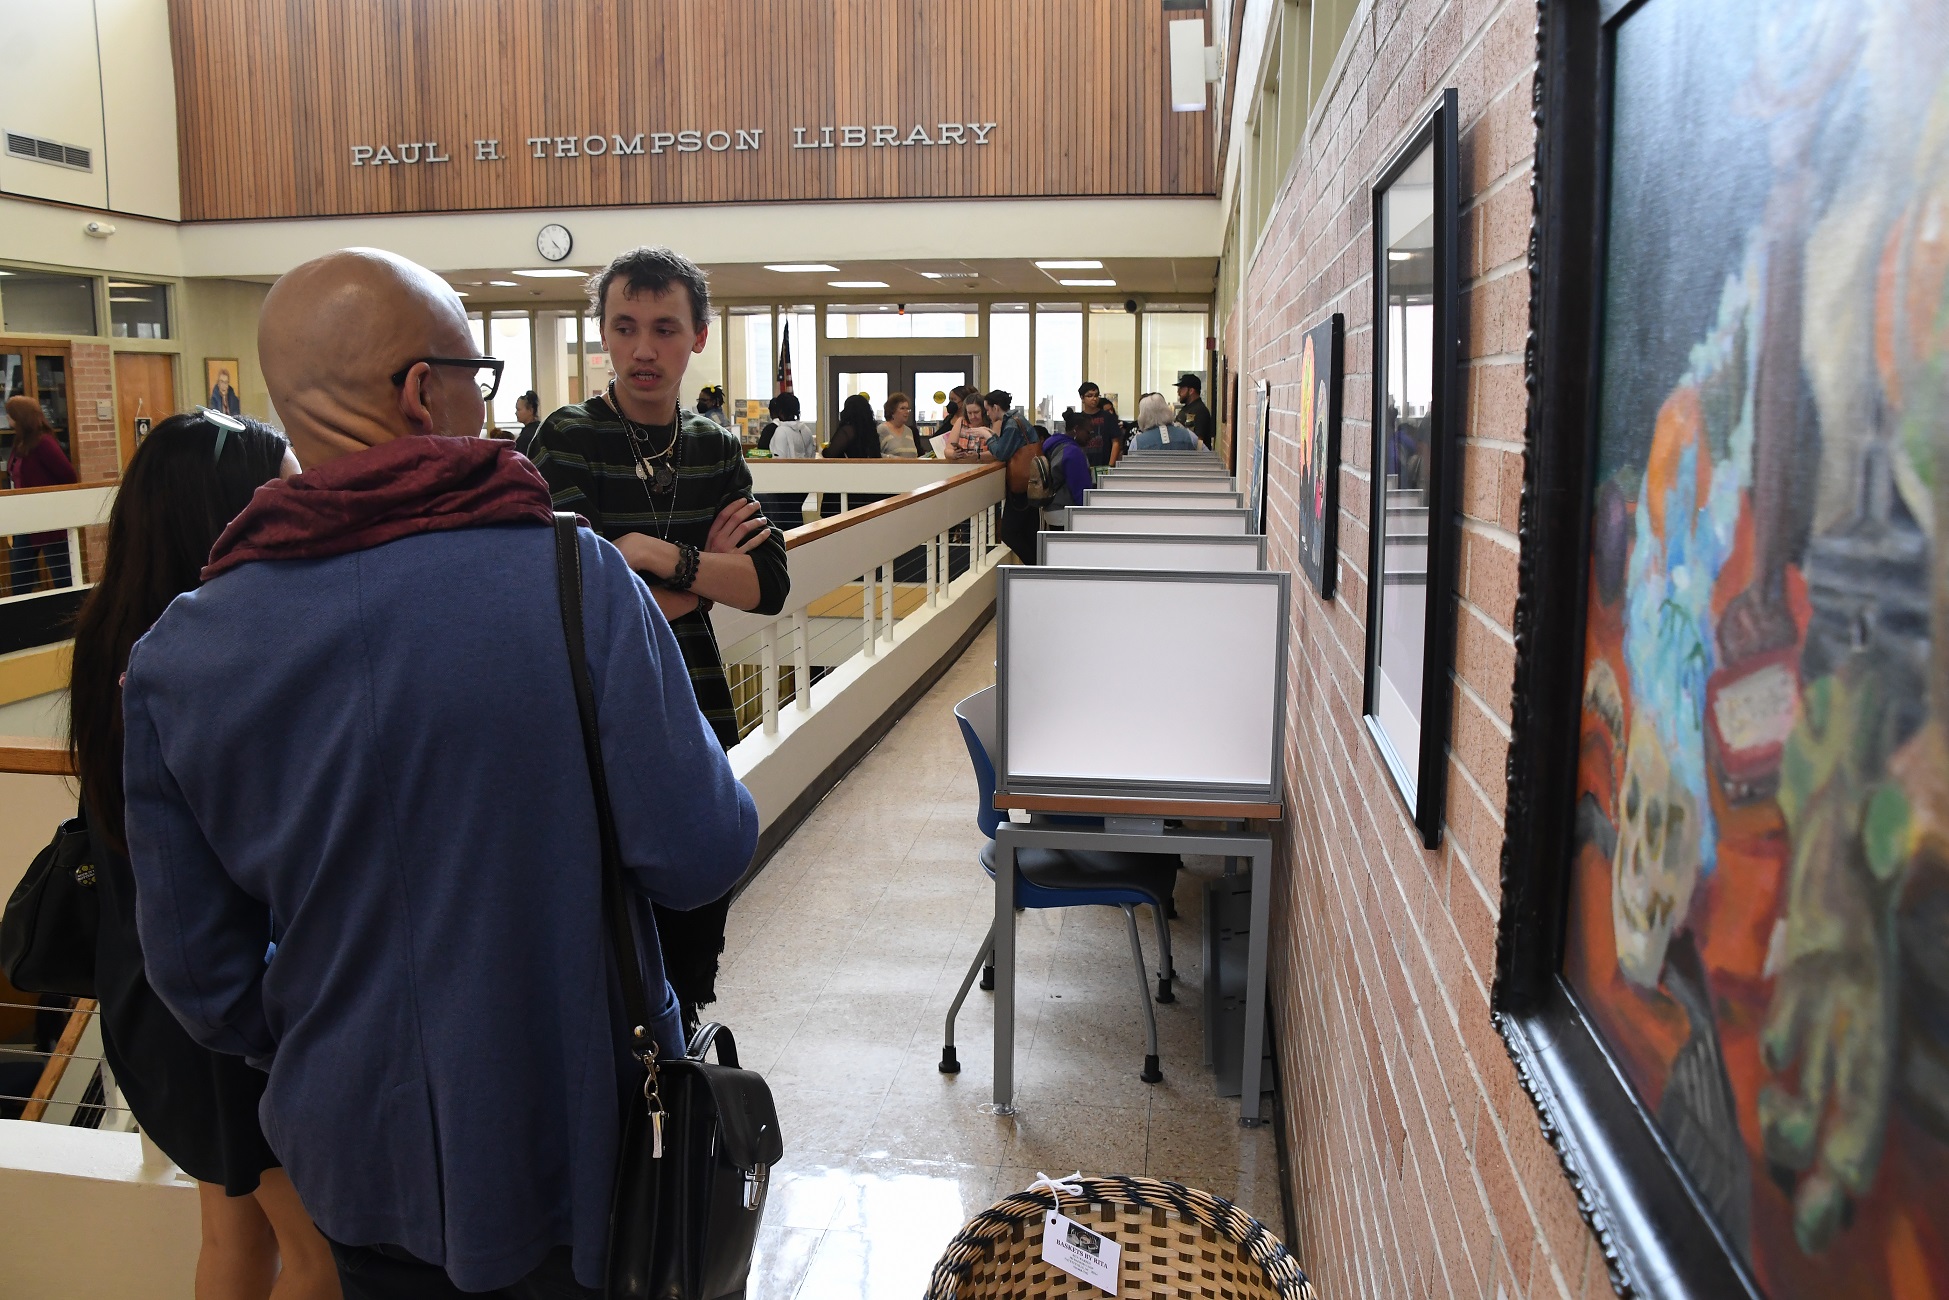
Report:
349,122,999,167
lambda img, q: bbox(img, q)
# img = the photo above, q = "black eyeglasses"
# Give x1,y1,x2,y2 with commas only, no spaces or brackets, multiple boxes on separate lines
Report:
390,356,505,401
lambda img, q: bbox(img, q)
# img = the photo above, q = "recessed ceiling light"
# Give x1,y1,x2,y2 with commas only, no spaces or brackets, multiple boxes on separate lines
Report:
828,280,889,288
488,280,519,287
1058,279,1117,287
1387,251,1413,261
107,280,151,289
512,268,586,278
918,272,944,279
455,290,470,297
1036,259,1103,270
766,263,840,273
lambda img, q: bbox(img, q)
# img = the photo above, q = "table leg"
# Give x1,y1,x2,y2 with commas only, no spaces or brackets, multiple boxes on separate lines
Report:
1238,840,1272,1125
993,833,1018,1114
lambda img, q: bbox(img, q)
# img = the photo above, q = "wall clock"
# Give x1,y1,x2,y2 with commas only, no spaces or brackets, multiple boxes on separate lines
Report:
536,223,573,262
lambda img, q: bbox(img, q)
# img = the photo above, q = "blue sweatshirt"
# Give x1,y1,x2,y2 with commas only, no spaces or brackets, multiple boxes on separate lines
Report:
122,522,757,1292
1040,431,1093,506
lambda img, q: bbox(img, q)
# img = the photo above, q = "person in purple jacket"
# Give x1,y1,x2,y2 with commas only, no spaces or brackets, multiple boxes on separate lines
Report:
1042,411,1093,508
122,248,758,1300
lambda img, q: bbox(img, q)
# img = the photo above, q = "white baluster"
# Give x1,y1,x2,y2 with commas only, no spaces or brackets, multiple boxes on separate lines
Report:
926,532,939,608
761,621,779,735
862,568,877,659
792,610,812,712
65,527,82,589
881,560,895,643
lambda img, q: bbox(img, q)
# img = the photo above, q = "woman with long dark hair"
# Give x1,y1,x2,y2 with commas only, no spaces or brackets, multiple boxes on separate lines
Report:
69,411,339,1299
820,392,883,517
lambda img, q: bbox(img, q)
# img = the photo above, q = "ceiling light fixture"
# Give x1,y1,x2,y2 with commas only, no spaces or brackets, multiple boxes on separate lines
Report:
488,280,519,287
1036,259,1103,270
828,280,889,288
512,268,587,278
918,272,944,279
1058,278,1117,287
1387,251,1413,261
455,291,470,297
107,280,152,289
766,263,840,273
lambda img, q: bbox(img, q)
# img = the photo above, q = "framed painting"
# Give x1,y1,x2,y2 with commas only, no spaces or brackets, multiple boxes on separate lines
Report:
1248,378,1270,534
1295,312,1343,599
1363,89,1462,849
1497,1,1949,1297
204,358,242,417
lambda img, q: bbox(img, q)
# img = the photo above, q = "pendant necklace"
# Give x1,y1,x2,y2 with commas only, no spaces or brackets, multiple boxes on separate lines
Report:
606,384,682,497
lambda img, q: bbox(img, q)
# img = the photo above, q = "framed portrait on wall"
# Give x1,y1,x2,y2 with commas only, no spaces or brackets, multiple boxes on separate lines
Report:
1363,88,1461,849
1294,312,1343,599
204,358,242,416
1497,2,1949,1297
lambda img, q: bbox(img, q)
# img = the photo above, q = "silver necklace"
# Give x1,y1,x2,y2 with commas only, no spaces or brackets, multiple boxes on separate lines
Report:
605,385,682,496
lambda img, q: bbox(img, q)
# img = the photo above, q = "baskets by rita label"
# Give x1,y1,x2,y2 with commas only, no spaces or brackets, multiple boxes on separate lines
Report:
926,1174,1314,1300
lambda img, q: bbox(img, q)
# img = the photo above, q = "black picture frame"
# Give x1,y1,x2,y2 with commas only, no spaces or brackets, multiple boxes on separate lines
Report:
1495,2,1763,1296
1295,312,1343,599
1250,377,1271,534
1362,88,1461,850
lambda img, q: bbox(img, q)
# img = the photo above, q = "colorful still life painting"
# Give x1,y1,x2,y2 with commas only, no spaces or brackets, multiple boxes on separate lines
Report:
1563,0,1949,1294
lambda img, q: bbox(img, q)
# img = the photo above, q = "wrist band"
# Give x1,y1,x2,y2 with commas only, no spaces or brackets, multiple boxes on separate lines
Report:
665,541,701,592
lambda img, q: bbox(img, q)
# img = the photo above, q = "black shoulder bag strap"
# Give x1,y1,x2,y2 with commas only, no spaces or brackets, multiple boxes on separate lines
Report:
552,514,659,1071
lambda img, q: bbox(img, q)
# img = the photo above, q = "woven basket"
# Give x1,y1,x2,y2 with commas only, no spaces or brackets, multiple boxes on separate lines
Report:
925,1174,1314,1300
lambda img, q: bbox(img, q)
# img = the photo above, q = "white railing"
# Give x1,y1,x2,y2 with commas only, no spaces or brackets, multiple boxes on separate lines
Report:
0,485,115,603
720,463,1007,831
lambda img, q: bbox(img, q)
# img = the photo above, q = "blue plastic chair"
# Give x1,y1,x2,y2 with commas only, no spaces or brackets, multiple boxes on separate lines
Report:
941,686,1178,1083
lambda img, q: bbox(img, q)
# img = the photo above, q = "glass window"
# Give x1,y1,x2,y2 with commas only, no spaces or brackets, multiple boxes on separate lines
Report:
487,314,534,429
1086,305,1136,416
990,304,1030,420
108,281,170,339
1,270,98,336
1033,304,1082,426
534,311,577,415
1143,308,1208,397
825,306,977,338
725,309,772,435
0,344,73,465
1364,109,1457,847
581,315,611,401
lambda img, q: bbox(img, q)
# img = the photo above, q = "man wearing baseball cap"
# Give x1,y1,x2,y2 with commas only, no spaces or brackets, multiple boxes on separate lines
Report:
1175,373,1215,446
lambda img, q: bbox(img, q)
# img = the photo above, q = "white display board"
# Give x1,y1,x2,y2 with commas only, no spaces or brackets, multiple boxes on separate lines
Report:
1096,475,1237,492
1084,489,1246,509
1066,507,1250,535
998,569,1287,798
1038,532,1265,570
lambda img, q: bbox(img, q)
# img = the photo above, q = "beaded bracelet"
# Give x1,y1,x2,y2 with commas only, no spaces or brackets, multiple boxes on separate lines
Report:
665,541,702,592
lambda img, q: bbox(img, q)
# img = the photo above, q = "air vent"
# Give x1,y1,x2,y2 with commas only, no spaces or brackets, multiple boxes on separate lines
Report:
6,131,92,172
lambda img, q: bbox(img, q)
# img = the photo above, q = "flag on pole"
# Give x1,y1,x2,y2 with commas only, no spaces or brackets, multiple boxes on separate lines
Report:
775,321,794,394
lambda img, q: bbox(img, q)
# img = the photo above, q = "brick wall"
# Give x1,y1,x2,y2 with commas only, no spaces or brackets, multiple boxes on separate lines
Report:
68,340,119,581
1239,0,1607,1296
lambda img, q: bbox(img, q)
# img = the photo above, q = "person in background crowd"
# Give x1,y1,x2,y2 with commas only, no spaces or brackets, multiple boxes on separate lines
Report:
695,384,732,428
822,392,883,517
983,389,1042,564
528,247,785,1039
207,369,243,417
123,247,757,1300
1074,381,1121,467
758,391,817,530
68,411,340,1300
878,392,923,458
935,384,977,446
4,395,78,594
1039,409,1091,509
1175,372,1215,446
510,389,541,453
938,395,993,463
1132,391,1203,451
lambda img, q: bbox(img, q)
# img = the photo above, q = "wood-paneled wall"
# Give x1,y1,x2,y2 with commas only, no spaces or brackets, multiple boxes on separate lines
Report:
168,0,1213,221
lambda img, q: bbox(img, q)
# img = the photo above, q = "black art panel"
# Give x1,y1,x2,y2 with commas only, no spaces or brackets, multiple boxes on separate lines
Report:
1295,313,1343,598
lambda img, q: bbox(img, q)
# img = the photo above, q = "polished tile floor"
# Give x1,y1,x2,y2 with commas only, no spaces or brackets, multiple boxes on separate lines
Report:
714,623,1286,1298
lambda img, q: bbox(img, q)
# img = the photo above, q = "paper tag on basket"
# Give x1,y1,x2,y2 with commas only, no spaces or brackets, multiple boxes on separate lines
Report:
1042,1209,1120,1294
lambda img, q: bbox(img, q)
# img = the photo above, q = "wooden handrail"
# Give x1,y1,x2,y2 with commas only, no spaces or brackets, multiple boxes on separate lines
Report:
0,737,73,776
782,462,1003,551
0,482,104,498
19,1001,96,1123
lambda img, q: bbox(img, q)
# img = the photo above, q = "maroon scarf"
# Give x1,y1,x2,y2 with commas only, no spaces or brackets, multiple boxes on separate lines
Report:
204,436,559,581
